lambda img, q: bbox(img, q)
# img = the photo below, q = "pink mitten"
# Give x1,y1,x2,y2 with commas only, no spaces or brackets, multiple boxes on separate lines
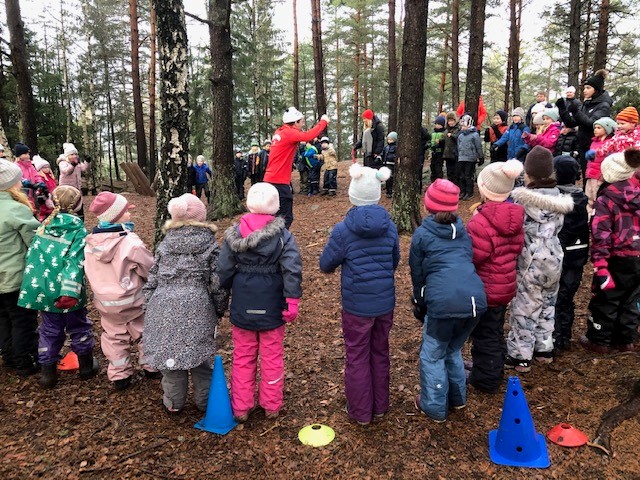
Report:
282,298,300,324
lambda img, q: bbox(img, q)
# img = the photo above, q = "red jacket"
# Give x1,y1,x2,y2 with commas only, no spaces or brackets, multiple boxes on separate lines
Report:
264,120,328,184
467,201,525,307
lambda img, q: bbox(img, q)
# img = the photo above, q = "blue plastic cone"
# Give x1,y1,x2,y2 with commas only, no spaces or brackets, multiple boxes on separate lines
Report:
488,376,550,468
194,355,238,435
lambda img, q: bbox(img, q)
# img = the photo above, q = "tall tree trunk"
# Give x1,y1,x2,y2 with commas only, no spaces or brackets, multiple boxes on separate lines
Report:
593,0,609,71
81,0,98,191
464,0,486,126
103,56,120,181
505,0,516,110
293,0,300,109
207,0,242,219
581,0,592,98
567,0,581,88
251,0,260,139
149,0,157,180
129,0,149,173
311,0,327,117
59,0,72,143
5,0,38,152
388,0,398,131
0,51,11,145
153,0,190,245
438,3,450,113
0,120,12,160
512,0,522,107
392,0,428,233
336,33,342,158
451,0,460,107
352,9,361,146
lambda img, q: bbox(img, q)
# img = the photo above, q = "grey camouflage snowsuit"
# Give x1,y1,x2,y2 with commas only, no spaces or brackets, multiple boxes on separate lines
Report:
507,187,574,360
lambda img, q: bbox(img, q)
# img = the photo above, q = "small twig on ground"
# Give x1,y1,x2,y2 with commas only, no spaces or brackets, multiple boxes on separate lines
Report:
306,242,320,248
120,438,171,462
324,384,340,394
260,417,286,437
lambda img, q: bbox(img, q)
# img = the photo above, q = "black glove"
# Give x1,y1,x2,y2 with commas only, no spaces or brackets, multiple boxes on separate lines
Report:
555,98,566,111
490,144,498,153
477,157,485,166
412,297,427,323
516,147,528,161
84,155,92,163
567,100,579,114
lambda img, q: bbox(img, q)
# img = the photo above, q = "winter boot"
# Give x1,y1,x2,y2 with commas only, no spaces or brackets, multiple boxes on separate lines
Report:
78,354,99,380
114,376,132,391
39,363,58,389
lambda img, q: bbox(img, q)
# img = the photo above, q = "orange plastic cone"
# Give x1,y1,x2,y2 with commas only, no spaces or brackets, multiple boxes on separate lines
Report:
58,351,79,371
547,423,588,447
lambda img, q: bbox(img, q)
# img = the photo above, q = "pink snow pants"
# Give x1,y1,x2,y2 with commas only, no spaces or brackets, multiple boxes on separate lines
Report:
100,312,155,381
231,325,285,416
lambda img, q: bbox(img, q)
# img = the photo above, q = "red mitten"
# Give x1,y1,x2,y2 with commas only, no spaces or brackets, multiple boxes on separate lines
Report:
54,296,78,309
282,298,300,324
593,260,616,291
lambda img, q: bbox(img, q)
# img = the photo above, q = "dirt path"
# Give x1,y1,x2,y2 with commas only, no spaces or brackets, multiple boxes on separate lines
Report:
1,161,638,479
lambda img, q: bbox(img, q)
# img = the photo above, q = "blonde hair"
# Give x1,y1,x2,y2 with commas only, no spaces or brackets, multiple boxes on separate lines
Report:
5,183,34,212
39,186,82,233
363,118,373,129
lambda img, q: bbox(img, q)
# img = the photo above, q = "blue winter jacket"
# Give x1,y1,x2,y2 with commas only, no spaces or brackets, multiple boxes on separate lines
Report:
493,122,530,160
409,216,487,320
457,127,483,162
193,163,212,184
320,205,400,317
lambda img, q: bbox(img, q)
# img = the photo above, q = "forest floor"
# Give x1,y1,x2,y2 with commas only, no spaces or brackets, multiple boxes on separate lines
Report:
1,160,639,479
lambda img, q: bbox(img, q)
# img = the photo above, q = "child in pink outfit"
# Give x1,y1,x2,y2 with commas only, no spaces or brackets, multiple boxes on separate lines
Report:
217,182,302,422
84,192,158,391
32,155,57,221
584,117,616,215
14,143,39,208
522,109,561,153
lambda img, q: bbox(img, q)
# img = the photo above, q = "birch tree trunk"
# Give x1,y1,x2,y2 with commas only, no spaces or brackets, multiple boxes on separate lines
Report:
153,0,190,245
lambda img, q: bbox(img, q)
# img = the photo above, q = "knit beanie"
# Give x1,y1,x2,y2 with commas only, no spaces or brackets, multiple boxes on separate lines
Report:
0,159,22,190
282,107,304,124
14,143,30,157
362,109,374,120
565,86,576,95
584,69,607,94
459,114,474,128
495,110,508,123
246,182,280,215
553,155,581,185
600,149,640,183
446,111,458,123
593,117,617,136
524,146,554,180
90,191,133,223
434,115,446,127
531,102,546,116
52,186,83,213
387,131,398,141
616,106,639,125
32,155,50,171
167,193,207,221
477,159,523,202
532,112,545,126
542,108,559,122
348,163,391,206
424,179,459,213
320,136,330,144
511,107,525,119
63,142,78,156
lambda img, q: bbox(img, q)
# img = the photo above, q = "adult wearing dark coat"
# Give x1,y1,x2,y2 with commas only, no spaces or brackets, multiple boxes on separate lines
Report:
556,69,612,179
353,109,385,168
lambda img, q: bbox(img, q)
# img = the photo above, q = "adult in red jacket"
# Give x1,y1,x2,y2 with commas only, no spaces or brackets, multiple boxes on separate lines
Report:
264,107,329,228
466,160,525,393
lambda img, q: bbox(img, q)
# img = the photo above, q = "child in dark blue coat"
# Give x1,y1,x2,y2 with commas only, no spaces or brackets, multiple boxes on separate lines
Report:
320,164,400,425
410,179,487,422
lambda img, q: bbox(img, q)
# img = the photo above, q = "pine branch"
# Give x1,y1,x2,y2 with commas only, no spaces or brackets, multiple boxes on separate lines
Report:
185,11,212,26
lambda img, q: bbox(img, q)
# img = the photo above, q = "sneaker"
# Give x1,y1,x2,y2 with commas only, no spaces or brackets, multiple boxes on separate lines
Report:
143,370,163,380
345,404,369,425
504,356,531,373
579,335,613,354
450,404,466,411
114,376,132,391
373,412,386,421
414,396,446,423
533,351,554,364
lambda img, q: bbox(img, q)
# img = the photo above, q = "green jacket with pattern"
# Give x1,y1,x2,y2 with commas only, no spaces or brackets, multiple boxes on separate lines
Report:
17,213,88,313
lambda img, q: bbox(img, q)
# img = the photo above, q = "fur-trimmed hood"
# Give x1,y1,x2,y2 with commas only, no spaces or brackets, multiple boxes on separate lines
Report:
511,186,574,225
162,219,217,234
158,220,218,256
224,216,286,253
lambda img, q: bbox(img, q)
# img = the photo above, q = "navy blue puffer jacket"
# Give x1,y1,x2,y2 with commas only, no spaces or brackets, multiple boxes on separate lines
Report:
409,216,487,320
320,205,400,317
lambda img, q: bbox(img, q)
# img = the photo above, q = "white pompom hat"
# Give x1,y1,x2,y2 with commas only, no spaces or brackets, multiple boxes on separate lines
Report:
477,159,523,202
246,182,280,215
168,193,207,222
348,163,391,206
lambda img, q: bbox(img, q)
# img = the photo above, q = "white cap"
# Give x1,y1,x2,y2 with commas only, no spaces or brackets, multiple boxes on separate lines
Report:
283,107,304,124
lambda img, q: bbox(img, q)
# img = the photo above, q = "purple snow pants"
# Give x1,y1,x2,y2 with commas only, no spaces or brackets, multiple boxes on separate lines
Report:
39,308,95,365
341,310,394,424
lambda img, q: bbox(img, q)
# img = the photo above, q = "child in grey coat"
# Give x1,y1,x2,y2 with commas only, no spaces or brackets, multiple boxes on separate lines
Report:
456,114,484,201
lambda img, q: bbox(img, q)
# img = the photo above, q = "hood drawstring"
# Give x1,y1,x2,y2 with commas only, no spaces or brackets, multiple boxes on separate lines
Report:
451,223,457,240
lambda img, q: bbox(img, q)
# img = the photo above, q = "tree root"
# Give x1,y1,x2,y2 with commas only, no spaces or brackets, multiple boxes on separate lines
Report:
589,379,640,456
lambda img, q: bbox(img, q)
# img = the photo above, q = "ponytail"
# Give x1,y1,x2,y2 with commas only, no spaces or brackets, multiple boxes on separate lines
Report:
6,184,34,212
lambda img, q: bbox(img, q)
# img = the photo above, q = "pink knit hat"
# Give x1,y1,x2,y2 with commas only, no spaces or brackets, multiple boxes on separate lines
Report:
424,179,460,213
246,182,280,215
168,193,207,221
89,192,133,222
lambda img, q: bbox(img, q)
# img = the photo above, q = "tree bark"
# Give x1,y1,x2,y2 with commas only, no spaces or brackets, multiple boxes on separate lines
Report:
593,0,610,72
149,0,157,180
293,0,300,109
464,0,486,126
59,0,72,143
581,0,592,99
512,0,522,107
207,0,243,219
392,0,428,233
567,0,581,88
438,3,450,113
336,32,342,159
451,0,460,107
352,9,361,146
388,0,398,132
103,56,120,182
153,0,190,245
129,0,149,173
311,0,327,117
5,0,38,152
